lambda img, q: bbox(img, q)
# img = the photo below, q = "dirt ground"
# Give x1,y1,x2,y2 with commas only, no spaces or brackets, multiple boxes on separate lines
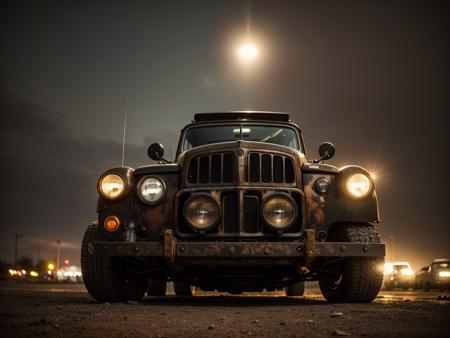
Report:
0,281,449,337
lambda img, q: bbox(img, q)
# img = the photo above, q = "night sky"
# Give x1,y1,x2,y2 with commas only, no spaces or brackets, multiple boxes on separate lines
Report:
1,0,449,269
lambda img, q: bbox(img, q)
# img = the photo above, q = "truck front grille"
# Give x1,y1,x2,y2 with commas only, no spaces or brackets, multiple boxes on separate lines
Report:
246,153,295,184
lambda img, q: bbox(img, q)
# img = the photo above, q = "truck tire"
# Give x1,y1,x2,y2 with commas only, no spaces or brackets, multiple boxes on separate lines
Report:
285,282,305,296
81,224,148,302
319,223,383,303
174,281,195,296
147,278,167,296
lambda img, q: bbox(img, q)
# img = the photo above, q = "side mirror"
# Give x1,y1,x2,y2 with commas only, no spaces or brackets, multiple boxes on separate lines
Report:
318,142,335,161
148,143,165,161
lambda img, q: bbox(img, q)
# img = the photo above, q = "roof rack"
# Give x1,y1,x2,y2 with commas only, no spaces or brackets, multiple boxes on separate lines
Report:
193,111,291,123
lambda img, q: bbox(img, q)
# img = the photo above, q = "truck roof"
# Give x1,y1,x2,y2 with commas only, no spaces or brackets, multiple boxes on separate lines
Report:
193,111,291,123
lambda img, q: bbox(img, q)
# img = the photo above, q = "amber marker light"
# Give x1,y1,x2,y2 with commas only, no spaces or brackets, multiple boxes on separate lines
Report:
104,215,120,232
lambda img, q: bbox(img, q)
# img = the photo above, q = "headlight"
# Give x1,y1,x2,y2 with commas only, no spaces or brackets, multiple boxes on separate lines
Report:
315,177,330,195
138,177,166,204
400,268,414,276
346,173,372,198
261,194,297,231
384,263,394,274
439,271,450,278
99,174,125,200
184,194,220,231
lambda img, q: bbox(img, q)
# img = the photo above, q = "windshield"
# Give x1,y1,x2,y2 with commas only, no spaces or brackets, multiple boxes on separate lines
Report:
182,124,300,151
432,262,450,269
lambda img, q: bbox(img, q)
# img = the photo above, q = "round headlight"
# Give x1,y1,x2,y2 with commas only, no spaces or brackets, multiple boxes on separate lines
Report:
184,194,220,231
99,174,125,200
261,195,297,231
315,177,330,195
138,177,166,204
346,173,372,198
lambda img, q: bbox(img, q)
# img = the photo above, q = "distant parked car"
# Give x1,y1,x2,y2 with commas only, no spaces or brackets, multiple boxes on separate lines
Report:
383,262,415,290
415,259,450,291
56,266,82,283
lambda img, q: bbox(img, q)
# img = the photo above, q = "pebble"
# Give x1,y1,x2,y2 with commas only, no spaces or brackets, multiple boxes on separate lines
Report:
280,321,286,326
332,329,351,336
126,300,138,305
208,324,215,330
331,312,344,317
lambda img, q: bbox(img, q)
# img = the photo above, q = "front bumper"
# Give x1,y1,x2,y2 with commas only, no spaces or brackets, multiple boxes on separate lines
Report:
89,230,385,263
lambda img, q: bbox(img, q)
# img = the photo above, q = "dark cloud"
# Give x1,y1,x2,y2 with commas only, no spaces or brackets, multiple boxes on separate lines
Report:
0,84,151,263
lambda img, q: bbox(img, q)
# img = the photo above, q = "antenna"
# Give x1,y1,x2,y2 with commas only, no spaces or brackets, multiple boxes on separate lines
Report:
121,96,128,167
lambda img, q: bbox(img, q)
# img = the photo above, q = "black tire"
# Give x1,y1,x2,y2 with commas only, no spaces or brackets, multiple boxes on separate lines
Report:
147,278,167,296
319,223,384,303
423,282,430,292
81,224,148,302
174,281,195,296
285,282,305,296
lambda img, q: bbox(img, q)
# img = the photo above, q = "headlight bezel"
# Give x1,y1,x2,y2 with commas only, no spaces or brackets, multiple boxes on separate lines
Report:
345,172,373,199
98,172,127,201
339,166,375,200
137,175,167,205
183,193,221,232
315,177,331,195
261,193,298,231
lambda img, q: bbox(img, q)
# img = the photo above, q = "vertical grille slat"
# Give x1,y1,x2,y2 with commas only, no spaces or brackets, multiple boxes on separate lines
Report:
188,158,198,183
285,157,295,183
223,153,234,183
211,154,221,183
247,152,295,184
199,156,210,183
273,155,283,183
223,194,239,233
261,154,271,183
243,196,259,233
249,153,260,182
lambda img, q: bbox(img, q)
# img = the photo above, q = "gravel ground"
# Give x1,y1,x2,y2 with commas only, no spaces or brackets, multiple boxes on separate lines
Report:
0,281,449,337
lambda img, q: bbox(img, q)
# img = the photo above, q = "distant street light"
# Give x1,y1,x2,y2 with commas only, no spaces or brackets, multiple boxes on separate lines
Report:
238,43,259,60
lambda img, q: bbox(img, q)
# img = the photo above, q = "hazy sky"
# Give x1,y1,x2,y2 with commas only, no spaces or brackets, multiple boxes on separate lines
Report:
1,0,449,268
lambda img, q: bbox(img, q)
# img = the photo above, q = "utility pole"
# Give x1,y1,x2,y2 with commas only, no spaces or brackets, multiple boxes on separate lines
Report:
56,240,61,272
14,232,23,268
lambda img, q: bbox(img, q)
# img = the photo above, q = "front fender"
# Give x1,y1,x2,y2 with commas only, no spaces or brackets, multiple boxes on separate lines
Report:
303,165,379,237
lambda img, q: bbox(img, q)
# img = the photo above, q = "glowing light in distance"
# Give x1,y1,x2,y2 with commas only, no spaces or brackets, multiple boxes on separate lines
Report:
384,263,394,274
400,268,414,276
238,44,259,59
439,271,450,278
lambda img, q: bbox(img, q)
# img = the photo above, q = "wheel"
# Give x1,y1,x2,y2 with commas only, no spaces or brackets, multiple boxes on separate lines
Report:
318,223,384,303
147,278,167,296
174,281,196,296
423,282,431,292
81,224,148,302
285,282,305,296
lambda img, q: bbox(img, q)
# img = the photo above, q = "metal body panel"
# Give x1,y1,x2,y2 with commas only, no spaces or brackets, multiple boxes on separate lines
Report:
89,241,385,259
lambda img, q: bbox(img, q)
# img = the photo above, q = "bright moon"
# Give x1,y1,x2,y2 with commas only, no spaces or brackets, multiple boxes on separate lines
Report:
238,44,258,59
